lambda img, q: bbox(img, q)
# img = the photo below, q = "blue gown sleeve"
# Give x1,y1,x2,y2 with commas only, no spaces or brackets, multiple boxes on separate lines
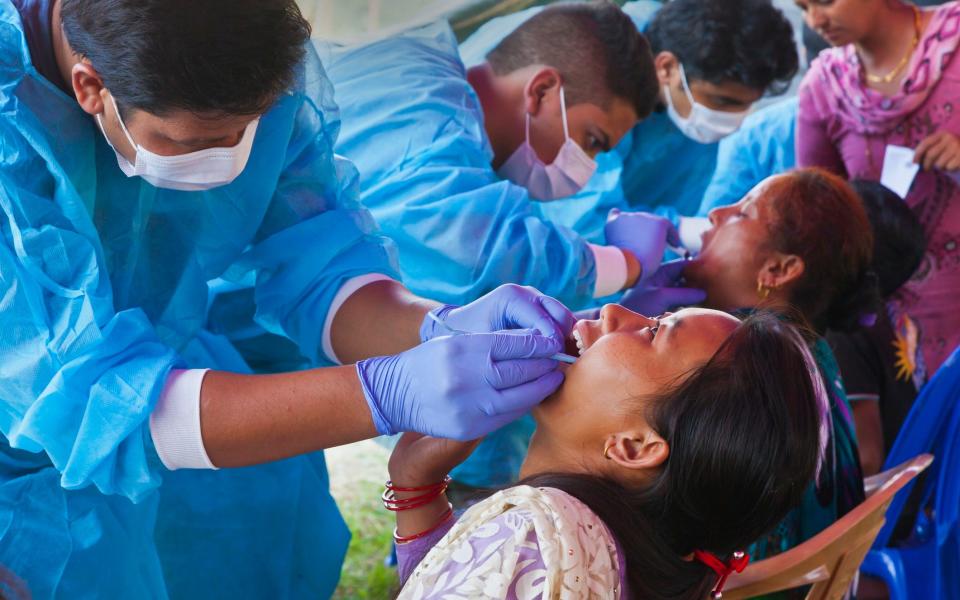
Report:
0,150,177,503
369,169,598,308
699,98,799,215
230,47,400,365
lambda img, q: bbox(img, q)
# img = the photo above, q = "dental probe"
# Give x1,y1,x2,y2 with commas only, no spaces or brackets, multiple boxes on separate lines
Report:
426,312,578,364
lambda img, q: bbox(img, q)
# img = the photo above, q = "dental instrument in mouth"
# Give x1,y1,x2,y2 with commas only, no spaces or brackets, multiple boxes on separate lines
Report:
427,312,578,364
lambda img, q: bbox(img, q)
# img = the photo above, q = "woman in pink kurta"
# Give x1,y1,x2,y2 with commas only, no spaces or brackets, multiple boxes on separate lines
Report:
797,1,960,376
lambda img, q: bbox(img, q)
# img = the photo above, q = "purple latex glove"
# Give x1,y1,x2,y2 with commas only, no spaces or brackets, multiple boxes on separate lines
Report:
604,209,681,284
619,259,706,316
357,331,564,440
420,284,576,344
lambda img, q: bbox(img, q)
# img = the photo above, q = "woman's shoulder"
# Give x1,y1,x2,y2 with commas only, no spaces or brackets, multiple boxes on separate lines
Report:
798,46,853,106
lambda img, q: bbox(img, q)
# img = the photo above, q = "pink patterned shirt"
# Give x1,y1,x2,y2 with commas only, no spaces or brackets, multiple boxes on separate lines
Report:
797,2,960,374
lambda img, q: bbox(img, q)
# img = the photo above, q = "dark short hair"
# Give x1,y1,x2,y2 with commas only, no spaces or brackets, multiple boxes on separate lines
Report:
524,312,824,599
851,180,928,297
61,0,312,116
486,1,659,120
647,0,798,95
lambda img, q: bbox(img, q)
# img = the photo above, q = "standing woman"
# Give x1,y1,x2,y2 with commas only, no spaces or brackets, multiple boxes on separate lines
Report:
796,0,960,376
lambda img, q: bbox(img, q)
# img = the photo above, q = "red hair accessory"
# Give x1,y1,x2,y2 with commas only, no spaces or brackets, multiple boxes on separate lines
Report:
693,550,750,599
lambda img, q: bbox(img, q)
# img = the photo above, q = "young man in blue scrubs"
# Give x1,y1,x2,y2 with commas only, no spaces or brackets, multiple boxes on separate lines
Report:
325,3,693,313
0,0,580,596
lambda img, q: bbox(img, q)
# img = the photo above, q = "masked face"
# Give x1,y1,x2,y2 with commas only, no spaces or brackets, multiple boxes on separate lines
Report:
96,95,259,192
496,86,598,201
664,63,751,144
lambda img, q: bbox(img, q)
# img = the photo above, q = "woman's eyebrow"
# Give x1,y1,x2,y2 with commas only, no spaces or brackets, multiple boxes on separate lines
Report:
660,316,683,341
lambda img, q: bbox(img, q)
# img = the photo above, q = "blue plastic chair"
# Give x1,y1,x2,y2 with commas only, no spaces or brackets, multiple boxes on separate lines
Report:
860,345,960,599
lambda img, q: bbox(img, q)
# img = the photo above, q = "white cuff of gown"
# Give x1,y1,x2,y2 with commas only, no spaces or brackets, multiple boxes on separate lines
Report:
150,368,216,471
321,273,397,365
589,244,629,298
678,217,712,254
149,273,397,470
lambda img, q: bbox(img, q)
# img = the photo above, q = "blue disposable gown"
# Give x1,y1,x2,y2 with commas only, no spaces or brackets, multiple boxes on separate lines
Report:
699,97,798,215
460,0,718,241
0,4,399,598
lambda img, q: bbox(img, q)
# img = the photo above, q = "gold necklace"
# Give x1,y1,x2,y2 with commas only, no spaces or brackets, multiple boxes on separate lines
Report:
865,6,921,84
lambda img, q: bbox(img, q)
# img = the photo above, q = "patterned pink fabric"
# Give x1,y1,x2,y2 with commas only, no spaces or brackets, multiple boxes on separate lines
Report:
798,2,960,374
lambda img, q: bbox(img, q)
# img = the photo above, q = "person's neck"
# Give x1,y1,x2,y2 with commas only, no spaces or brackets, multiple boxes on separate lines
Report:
518,428,589,480
856,2,919,73
467,63,524,170
50,0,78,93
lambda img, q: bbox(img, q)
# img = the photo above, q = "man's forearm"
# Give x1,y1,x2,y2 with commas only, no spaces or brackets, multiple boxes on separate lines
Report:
331,280,439,364
199,366,379,467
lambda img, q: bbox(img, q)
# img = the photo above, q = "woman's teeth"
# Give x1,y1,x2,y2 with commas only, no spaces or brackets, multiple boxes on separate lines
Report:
572,329,586,356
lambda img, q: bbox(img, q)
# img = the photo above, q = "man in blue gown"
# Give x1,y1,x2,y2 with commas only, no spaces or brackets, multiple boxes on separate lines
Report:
0,1,580,597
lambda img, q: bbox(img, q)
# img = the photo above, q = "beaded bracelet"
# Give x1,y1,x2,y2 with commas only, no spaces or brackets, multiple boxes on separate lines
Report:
393,505,454,544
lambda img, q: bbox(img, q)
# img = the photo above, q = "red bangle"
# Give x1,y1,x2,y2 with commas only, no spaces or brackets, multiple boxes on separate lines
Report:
386,476,451,493
394,505,454,544
382,477,450,512
382,490,447,512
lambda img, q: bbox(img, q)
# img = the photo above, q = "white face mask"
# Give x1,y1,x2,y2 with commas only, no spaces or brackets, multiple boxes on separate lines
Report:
497,87,598,201
96,98,259,192
664,63,749,144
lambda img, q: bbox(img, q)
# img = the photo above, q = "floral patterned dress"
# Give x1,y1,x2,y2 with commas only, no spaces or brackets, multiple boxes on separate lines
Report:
396,486,627,599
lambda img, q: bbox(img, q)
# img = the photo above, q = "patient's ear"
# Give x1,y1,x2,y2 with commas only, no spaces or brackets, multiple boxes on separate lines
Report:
758,252,805,291
605,430,669,472
524,67,562,117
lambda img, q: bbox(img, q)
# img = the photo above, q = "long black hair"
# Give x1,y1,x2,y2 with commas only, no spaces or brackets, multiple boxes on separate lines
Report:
520,312,826,599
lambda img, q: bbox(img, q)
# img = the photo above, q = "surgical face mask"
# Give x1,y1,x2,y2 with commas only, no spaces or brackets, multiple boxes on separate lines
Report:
497,87,598,201
664,64,749,144
96,99,259,191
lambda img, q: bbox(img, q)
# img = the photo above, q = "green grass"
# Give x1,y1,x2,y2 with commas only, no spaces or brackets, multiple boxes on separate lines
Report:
332,481,399,599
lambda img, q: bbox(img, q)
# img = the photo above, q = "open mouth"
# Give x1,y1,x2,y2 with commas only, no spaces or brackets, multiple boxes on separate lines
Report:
571,320,598,356
572,328,586,356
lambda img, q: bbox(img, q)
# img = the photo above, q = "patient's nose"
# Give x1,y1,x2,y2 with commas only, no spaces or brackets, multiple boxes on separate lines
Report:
708,204,734,227
599,304,656,334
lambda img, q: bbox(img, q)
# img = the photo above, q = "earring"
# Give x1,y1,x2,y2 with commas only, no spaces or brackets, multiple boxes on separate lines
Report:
756,281,771,300
603,444,612,460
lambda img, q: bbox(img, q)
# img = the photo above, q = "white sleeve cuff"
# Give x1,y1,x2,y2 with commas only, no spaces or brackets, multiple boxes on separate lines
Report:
589,244,629,298
150,369,217,471
322,273,397,365
678,217,712,254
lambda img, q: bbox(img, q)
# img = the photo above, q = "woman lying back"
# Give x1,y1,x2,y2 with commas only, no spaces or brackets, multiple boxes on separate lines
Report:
387,307,827,599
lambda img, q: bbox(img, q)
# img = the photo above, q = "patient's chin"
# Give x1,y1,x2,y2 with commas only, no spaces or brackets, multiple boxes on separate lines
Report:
682,258,708,288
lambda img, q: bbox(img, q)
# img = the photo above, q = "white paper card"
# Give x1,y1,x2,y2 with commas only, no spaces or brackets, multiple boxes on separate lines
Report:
880,145,920,199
